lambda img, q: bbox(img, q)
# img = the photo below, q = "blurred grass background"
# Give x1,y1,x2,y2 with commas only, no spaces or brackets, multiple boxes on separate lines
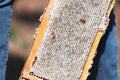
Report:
6,0,49,80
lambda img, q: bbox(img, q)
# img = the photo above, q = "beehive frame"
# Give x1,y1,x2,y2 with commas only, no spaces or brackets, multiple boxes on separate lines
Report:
20,0,115,80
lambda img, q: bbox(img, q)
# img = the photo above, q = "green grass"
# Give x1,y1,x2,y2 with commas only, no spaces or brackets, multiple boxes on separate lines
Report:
116,0,120,5
10,25,18,41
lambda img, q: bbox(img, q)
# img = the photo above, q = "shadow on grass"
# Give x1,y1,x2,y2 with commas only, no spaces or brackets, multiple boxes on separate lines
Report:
6,54,25,80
